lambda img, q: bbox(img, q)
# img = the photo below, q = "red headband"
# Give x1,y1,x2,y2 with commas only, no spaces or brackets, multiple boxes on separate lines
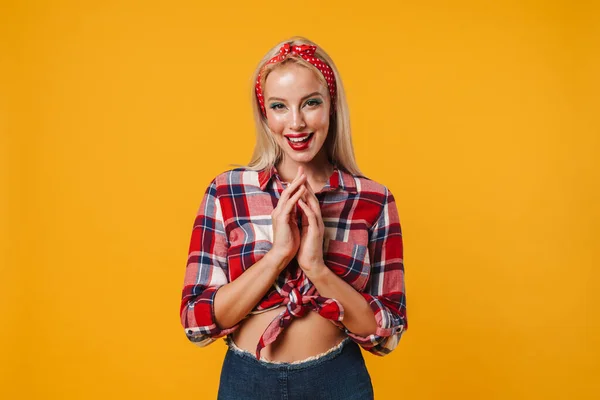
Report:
255,43,337,117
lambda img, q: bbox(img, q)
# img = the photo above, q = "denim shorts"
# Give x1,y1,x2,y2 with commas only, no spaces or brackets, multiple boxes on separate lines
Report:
217,336,374,400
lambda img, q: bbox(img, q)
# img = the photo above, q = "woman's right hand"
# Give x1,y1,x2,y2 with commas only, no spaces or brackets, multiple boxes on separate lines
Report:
269,166,307,269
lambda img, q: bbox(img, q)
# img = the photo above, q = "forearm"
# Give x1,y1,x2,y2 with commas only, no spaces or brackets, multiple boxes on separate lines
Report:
213,251,288,329
307,265,378,337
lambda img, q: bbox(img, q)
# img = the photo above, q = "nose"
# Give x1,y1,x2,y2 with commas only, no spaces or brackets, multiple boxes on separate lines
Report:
290,109,306,130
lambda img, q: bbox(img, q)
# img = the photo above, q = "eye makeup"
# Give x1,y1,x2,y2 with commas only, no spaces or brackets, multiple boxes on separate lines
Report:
268,98,322,110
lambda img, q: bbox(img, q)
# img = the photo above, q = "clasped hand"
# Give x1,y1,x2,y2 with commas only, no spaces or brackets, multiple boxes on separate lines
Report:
270,166,326,276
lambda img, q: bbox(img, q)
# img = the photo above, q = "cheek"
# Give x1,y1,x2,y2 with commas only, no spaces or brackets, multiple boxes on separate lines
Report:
307,111,329,130
266,115,286,135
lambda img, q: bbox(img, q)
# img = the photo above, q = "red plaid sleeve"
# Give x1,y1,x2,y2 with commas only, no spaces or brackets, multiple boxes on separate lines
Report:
180,177,240,347
344,187,408,355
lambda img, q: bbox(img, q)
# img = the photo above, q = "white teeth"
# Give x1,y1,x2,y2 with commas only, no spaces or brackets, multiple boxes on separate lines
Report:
287,134,311,143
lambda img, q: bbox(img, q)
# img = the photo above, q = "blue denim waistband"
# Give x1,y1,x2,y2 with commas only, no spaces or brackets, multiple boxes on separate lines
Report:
224,335,353,371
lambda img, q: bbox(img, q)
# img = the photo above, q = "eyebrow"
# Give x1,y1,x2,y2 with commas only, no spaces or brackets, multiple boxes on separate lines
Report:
267,91,323,102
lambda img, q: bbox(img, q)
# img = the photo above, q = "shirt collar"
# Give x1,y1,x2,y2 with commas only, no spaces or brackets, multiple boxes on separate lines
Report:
258,164,358,193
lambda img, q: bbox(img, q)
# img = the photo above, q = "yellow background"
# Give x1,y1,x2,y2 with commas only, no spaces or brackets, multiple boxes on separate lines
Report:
2,0,599,399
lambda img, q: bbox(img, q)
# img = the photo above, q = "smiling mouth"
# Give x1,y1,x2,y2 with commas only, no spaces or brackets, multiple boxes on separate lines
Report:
285,133,314,144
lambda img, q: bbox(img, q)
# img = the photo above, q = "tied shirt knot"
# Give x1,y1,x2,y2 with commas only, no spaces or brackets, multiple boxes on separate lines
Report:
286,286,307,319
254,274,345,360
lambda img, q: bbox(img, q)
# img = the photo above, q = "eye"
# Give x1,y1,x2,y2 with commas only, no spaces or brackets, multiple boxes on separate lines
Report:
305,99,322,107
269,103,285,110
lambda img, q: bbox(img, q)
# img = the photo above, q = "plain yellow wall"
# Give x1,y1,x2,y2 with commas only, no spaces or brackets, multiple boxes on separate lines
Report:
2,0,599,399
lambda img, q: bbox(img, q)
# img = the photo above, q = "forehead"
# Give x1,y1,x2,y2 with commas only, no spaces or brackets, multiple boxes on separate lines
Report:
264,63,326,98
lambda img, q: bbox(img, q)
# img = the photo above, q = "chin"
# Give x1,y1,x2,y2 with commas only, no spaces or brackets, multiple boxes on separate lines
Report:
278,138,327,165
280,150,311,162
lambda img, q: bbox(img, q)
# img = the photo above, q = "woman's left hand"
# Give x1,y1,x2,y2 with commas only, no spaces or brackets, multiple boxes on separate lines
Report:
296,181,327,278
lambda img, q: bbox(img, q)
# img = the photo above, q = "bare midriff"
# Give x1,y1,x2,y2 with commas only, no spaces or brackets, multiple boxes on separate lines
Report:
231,306,347,362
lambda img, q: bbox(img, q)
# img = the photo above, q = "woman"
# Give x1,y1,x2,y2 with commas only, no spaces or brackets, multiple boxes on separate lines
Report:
180,36,407,400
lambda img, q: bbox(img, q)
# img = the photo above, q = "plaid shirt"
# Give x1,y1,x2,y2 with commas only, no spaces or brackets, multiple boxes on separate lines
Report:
180,165,407,359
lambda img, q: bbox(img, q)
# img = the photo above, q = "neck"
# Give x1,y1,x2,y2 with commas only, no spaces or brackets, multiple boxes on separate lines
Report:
276,152,334,189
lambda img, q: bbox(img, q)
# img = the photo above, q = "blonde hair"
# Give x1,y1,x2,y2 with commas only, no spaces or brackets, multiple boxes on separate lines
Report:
240,36,362,176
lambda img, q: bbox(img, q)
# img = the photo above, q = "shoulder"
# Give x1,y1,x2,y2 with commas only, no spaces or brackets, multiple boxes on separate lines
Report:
344,171,390,199
211,166,262,190
344,171,400,214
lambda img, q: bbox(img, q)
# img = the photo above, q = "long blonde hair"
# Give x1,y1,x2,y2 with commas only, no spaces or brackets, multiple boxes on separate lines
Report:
241,36,362,176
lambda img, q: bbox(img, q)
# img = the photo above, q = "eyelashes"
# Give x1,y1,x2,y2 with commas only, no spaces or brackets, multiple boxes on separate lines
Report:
269,98,323,110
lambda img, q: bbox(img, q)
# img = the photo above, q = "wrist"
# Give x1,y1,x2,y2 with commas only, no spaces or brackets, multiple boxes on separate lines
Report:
305,262,330,283
264,249,292,272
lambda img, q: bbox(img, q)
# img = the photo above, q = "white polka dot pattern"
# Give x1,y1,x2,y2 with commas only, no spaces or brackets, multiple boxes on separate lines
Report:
255,43,337,117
